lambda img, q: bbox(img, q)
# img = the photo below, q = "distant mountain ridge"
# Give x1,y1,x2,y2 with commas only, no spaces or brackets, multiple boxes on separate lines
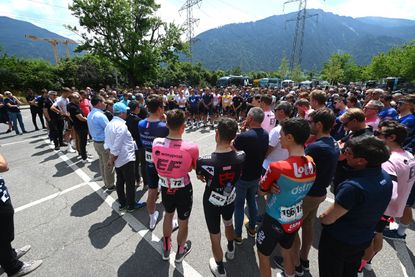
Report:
0,10,414,71
0,16,79,63
190,9,415,71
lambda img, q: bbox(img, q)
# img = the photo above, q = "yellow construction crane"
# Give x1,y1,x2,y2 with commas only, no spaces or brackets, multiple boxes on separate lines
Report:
25,35,79,63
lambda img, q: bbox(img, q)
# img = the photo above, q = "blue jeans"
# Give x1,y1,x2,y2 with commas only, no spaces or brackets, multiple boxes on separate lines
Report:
7,112,25,134
234,178,259,237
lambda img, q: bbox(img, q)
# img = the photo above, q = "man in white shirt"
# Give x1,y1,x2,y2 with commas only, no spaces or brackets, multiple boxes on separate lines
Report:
262,101,291,172
105,102,146,212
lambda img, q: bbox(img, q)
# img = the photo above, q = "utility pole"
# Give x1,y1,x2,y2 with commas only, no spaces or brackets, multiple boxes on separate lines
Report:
179,0,202,64
283,0,318,72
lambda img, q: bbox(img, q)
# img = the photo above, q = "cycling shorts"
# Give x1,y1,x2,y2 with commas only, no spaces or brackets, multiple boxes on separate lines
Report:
203,190,234,234
200,105,213,115
161,184,193,220
146,164,159,189
256,213,298,256
189,106,199,115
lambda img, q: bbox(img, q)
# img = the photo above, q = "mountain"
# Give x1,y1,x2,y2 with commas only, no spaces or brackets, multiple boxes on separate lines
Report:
0,16,79,64
190,9,415,71
1,11,414,71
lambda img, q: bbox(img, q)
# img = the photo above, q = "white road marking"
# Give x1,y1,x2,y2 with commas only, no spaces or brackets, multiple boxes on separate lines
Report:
43,139,203,277
1,136,48,147
15,182,89,213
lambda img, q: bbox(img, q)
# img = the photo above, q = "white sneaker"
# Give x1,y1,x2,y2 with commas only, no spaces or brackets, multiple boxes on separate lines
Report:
15,245,31,259
67,145,76,153
149,211,159,230
82,158,93,163
10,260,42,277
209,257,226,277
357,271,363,277
364,263,373,271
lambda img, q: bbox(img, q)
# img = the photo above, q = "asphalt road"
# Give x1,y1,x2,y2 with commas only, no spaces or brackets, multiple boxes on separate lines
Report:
0,109,414,277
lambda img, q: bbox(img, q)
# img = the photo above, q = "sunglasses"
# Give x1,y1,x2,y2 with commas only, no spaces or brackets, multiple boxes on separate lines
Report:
398,101,407,106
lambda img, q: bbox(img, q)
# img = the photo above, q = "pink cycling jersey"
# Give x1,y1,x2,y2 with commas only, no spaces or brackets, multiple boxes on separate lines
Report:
152,138,199,189
382,149,415,217
261,110,276,133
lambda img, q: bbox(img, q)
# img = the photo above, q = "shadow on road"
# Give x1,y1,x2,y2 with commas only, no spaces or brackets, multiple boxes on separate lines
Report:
89,210,126,249
117,232,171,277
71,190,104,217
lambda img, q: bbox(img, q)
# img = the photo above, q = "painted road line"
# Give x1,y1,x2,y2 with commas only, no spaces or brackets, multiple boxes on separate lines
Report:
14,176,104,213
15,182,89,213
44,138,203,277
1,136,48,147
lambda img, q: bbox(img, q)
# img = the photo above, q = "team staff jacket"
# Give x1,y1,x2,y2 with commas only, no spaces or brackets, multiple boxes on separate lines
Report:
152,138,199,190
196,151,245,207
260,156,316,233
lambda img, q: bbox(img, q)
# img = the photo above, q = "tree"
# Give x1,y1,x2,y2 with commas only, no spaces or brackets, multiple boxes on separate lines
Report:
57,54,119,89
321,53,362,84
278,53,289,79
291,64,305,83
69,0,186,86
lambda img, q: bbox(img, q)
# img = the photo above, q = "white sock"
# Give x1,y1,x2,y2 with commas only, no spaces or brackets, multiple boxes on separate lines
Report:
397,223,409,236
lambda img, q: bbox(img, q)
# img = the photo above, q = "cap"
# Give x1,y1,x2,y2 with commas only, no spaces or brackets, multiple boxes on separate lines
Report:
113,102,129,114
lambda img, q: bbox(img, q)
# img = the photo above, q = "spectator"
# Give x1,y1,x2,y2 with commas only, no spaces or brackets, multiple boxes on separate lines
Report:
0,94,12,133
105,102,145,212
364,100,384,132
67,92,90,163
0,153,42,276
233,107,269,244
26,89,45,131
318,136,392,277
87,96,115,191
3,91,26,135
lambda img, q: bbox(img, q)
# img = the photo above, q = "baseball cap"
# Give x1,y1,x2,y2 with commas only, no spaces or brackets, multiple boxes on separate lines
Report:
113,102,129,114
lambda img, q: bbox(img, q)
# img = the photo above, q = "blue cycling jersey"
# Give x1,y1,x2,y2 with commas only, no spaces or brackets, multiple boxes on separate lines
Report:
138,119,169,167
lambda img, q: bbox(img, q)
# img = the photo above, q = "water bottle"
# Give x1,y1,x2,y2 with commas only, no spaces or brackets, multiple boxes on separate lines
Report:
223,182,233,198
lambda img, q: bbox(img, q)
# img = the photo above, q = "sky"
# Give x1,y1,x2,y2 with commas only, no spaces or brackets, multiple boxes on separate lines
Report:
1,0,415,41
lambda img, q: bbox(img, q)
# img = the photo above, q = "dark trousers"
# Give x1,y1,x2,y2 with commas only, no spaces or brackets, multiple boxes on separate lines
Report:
318,228,370,277
138,148,148,185
30,108,45,129
49,118,64,147
134,150,141,182
115,161,136,209
75,128,88,160
0,205,23,275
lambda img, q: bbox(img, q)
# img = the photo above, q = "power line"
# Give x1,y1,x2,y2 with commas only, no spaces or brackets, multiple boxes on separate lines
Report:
179,0,202,63
283,0,318,72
